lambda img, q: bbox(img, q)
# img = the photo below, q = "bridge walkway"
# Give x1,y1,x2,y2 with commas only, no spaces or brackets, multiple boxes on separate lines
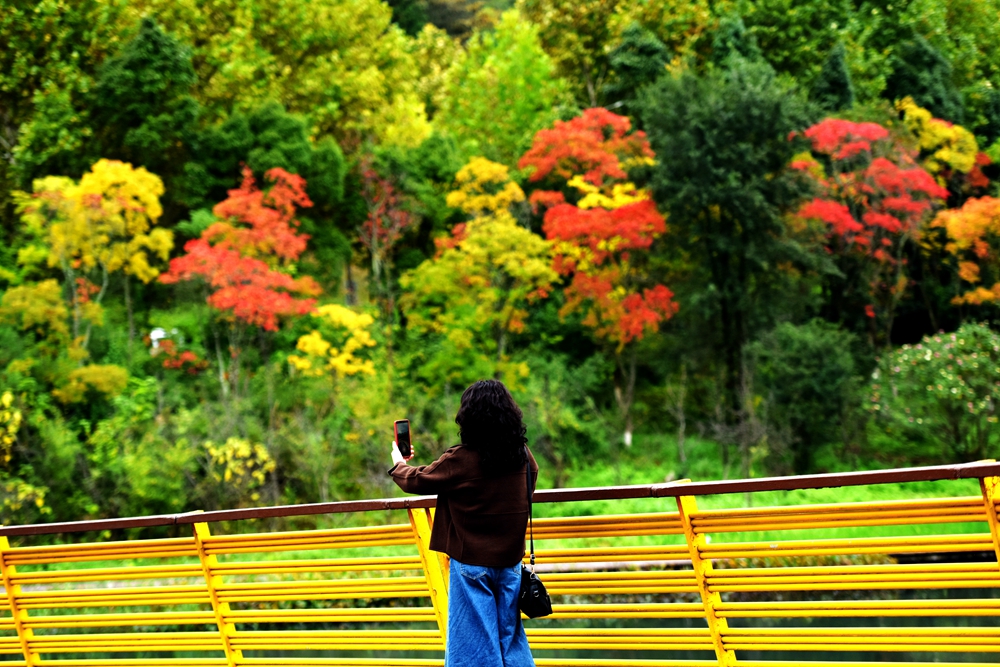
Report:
0,461,998,667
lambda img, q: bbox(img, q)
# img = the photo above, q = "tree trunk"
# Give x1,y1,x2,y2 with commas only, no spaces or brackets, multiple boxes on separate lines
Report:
384,266,395,401
676,364,687,465
212,326,229,400
613,347,637,447
916,251,939,332
63,260,81,343
82,266,110,354
124,274,135,364
495,325,507,380
345,262,357,306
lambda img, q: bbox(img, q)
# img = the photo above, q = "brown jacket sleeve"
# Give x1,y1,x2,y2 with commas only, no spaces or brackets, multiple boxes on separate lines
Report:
389,446,466,495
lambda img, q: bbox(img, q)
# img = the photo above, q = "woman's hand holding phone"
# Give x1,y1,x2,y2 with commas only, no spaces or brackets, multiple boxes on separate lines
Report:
390,440,415,467
392,419,414,467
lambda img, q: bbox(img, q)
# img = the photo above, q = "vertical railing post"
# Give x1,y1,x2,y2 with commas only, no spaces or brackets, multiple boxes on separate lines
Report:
408,507,449,643
0,537,37,666
677,494,737,667
981,476,1000,567
193,521,242,667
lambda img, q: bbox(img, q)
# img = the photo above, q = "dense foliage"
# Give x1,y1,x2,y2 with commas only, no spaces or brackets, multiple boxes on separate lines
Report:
2,0,1000,526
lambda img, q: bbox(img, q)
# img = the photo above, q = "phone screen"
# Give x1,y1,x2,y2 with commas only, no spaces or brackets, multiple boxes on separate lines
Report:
395,420,411,458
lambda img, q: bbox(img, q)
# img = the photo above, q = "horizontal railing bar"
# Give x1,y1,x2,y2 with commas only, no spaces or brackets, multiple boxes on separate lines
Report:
3,460,998,537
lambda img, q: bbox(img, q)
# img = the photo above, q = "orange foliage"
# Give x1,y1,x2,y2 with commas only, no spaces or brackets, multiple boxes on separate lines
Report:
523,108,677,347
519,107,654,192
933,195,1000,304
160,168,320,331
155,339,209,374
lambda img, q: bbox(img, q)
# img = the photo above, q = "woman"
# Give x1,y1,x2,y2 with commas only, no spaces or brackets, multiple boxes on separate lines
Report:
389,379,538,667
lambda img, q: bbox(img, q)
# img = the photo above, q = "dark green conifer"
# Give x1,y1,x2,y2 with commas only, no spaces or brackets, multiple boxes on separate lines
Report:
884,35,964,123
810,42,855,112
710,14,762,67
603,22,669,116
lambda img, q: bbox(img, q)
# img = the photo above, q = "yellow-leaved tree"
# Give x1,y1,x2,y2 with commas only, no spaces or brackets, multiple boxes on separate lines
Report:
286,304,379,504
401,157,556,386
0,391,22,466
0,279,128,404
897,97,986,189
0,280,70,361
288,305,378,379
16,159,173,354
204,437,276,507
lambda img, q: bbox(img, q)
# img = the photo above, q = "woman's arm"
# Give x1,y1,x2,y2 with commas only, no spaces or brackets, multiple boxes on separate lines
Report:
389,445,463,495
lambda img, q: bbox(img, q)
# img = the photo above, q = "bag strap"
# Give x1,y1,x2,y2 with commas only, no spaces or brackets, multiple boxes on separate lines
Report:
525,450,535,568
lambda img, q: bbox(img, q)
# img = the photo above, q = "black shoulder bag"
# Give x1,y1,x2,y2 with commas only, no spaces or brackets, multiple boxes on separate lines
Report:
518,454,552,618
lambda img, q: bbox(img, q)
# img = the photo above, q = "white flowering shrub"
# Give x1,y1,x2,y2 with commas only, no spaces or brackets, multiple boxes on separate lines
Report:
869,323,1000,461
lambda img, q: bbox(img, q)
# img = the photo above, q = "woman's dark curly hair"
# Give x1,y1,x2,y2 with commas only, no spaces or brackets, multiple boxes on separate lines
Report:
455,379,528,473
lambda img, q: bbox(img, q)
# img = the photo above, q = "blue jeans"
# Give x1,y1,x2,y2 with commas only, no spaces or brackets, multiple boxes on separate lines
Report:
445,559,535,667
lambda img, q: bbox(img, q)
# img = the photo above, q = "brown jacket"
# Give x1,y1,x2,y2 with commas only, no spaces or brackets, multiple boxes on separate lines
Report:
390,445,538,567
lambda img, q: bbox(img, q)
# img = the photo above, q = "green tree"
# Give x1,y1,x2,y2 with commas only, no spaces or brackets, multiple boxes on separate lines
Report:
516,0,625,107
884,35,964,123
89,18,199,182
750,319,858,474
370,133,465,264
736,0,853,85
86,377,198,517
709,13,762,66
858,0,1000,95
0,0,127,258
15,18,201,225
436,10,570,167
811,42,855,112
9,88,93,196
426,0,481,38
614,0,712,65
127,0,431,146
181,102,345,218
602,23,669,118
516,0,713,107
640,59,814,424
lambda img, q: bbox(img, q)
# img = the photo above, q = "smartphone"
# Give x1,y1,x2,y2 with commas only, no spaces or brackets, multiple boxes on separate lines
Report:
394,419,411,459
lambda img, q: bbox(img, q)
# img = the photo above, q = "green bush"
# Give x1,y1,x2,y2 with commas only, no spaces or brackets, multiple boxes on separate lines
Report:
750,319,860,474
869,323,1000,463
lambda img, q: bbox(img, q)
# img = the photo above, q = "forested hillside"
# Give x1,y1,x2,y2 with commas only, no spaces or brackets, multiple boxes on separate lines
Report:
2,0,999,526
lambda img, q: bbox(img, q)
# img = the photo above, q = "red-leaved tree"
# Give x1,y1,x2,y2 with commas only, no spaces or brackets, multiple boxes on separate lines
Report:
356,155,414,374
794,118,948,344
358,156,412,311
520,108,678,446
160,167,320,396
520,107,654,193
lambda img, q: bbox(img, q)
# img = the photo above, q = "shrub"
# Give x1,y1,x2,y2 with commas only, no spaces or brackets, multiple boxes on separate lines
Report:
751,320,860,474
869,323,1000,462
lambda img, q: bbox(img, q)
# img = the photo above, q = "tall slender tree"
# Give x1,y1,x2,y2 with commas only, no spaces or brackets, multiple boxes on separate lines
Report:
640,60,813,425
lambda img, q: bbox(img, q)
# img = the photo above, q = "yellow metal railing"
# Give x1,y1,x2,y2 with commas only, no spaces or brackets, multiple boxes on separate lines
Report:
1,461,999,667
